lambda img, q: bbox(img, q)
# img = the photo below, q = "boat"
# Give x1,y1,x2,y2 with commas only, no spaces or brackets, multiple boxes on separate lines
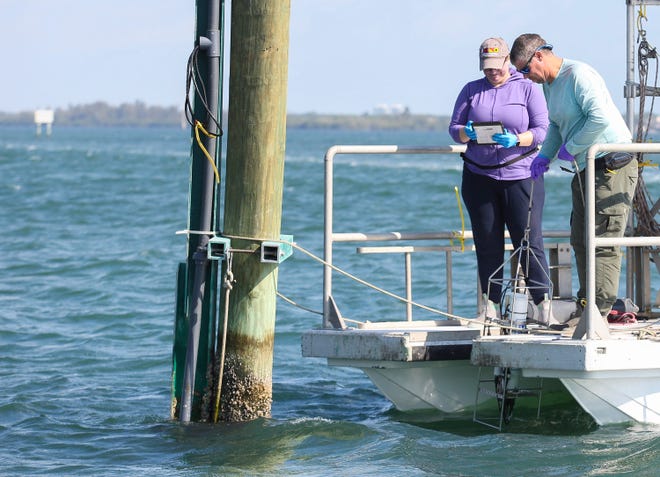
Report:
301,145,582,428
302,1,660,428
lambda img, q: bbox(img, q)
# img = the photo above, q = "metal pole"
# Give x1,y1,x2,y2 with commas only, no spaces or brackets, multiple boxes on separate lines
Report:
180,0,223,423
323,147,337,328
584,142,660,339
446,251,453,314
405,252,412,321
585,146,597,340
625,0,636,300
626,0,636,132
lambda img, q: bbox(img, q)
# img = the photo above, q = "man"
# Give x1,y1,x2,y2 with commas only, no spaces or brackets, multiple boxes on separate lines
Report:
509,33,638,323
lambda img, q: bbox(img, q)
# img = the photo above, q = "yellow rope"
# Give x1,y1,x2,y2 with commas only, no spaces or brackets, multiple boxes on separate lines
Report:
453,186,466,252
637,4,647,32
194,120,220,184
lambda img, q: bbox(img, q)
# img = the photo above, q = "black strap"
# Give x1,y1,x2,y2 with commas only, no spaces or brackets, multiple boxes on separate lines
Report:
461,148,537,170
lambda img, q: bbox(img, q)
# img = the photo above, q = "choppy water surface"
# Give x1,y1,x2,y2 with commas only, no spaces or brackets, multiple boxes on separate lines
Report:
1,126,659,476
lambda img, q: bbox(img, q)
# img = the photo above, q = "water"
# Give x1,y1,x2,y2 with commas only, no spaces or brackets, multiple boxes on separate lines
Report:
1,125,659,476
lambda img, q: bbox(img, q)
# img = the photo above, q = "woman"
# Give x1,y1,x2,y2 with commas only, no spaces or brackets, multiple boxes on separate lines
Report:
448,37,552,324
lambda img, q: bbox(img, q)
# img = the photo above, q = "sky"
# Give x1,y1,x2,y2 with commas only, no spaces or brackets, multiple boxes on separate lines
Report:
0,0,651,115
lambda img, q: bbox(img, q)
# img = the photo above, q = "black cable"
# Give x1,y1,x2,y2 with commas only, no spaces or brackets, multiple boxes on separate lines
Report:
184,45,223,136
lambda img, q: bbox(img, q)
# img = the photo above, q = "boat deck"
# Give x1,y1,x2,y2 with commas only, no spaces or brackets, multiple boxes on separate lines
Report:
472,331,660,376
302,320,481,362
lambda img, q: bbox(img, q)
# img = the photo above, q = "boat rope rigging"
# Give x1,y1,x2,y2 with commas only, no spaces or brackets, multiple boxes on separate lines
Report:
273,235,660,338
633,6,660,239
173,227,660,337
213,232,660,337
222,233,469,321
275,291,322,315
211,253,234,423
215,232,566,335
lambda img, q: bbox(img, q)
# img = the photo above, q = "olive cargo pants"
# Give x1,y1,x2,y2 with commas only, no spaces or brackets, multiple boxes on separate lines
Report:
570,157,638,315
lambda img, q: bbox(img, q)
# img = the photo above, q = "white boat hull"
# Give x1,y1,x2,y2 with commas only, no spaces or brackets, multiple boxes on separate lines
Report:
303,323,568,415
471,334,660,425
561,374,660,425
329,358,486,413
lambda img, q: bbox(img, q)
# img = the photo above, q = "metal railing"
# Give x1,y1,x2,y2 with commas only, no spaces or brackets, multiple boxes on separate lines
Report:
584,142,660,339
321,145,572,327
355,239,571,322
324,145,467,327
322,143,660,335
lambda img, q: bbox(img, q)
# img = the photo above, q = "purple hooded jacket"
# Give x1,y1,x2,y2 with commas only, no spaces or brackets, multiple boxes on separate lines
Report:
448,69,548,180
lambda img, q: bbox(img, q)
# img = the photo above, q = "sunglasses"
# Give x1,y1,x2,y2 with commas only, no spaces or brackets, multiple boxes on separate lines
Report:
517,44,553,74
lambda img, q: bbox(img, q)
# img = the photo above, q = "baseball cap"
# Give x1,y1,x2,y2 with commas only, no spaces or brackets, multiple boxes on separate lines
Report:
479,37,509,70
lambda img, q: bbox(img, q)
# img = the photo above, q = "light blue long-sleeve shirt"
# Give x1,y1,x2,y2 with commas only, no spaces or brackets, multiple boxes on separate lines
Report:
540,59,631,170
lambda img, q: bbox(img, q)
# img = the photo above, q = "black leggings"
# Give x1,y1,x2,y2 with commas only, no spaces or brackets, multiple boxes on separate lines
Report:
461,167,550,304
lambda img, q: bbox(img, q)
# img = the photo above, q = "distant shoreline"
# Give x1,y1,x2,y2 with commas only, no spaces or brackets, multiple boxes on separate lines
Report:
287,113,450,131
0,101,451,131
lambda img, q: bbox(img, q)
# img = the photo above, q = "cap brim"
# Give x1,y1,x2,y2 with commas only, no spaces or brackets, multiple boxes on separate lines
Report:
480,57,508,70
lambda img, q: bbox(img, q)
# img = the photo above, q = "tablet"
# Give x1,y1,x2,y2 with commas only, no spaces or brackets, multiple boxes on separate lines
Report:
472,121,504,145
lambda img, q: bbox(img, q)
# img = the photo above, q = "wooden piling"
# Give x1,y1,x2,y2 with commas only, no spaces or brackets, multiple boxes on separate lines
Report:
219,0,290,421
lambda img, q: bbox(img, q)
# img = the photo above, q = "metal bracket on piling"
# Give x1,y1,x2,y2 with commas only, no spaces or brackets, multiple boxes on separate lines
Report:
260,234,293,264
208,236,231,261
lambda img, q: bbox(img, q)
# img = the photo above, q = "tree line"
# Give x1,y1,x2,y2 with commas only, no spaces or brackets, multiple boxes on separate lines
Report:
0,101,452,131
0,101,182,127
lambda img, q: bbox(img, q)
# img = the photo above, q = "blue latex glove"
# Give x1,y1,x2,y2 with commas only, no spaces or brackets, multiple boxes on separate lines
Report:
557,144,574,162
464,120,477,141
530,155,550,180
492,129,518,148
